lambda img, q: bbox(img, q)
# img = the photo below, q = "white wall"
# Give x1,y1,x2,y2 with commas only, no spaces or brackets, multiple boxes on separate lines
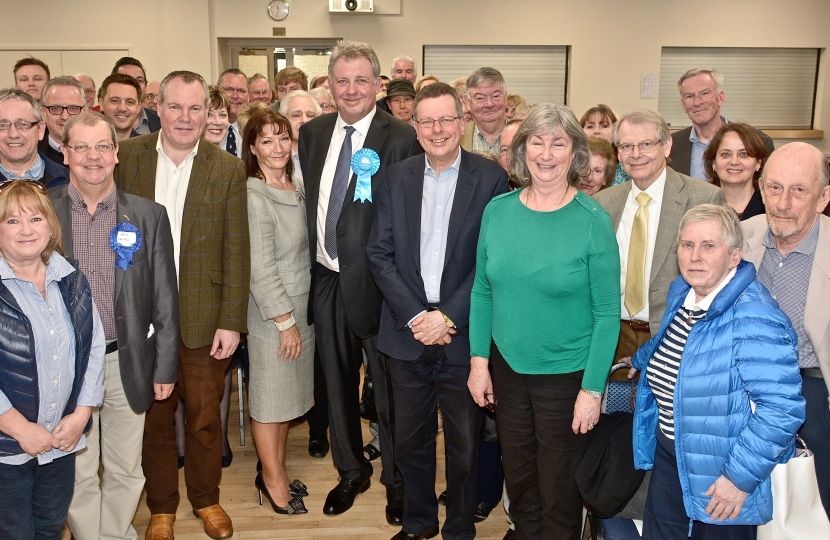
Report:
3,0,829,153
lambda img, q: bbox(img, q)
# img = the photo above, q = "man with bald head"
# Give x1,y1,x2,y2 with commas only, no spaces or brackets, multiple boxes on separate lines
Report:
741,142,830,517
73,74,97,109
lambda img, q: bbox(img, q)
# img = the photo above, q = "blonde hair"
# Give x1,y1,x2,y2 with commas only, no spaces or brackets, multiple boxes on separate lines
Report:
0,180,63,264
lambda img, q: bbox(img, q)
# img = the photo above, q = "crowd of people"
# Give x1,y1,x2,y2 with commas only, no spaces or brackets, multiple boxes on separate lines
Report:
0,39,828,540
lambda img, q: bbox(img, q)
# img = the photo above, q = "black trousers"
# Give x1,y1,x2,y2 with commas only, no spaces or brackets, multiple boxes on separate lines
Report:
313,264,399,487
491,346,587,540
642,433,757,540
306,347,329,436
799,375,830,518
390,345,482,540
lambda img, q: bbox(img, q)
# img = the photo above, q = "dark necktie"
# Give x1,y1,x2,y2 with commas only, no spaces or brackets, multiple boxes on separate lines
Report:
226,126,237,156
324,125,355,260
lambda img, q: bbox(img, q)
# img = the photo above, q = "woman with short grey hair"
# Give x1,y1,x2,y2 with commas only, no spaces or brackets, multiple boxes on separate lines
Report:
469,102,620,539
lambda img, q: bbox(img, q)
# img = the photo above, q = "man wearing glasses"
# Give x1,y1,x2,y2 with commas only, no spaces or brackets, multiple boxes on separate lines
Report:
38,76,87,165
217,68,248,158
0,88,68,188
593,108,725,360
368,82,508,540
50,111,179,540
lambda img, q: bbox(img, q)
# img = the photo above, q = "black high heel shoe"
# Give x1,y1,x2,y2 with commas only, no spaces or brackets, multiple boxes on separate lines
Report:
255,473,308,514
255,461,309,497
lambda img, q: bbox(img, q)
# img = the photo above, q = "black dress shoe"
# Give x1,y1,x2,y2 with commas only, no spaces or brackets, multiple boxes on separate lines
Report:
322,477,371,515
437,490,447,506
503,528,516,540
474,500,499,522
308,433,330,458
385,486,404,526
390,527,439,540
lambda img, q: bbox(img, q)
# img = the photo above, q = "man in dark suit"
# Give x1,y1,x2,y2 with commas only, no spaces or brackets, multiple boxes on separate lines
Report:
669,67,774,180
115,71,249,540
50,112,179,540
368,82,508,540
594,108,725,360
298,40,421,522
38,76,87,165
0,87,69,188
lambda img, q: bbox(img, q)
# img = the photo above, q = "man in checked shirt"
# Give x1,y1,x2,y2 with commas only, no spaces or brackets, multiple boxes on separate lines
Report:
49,111,180,540
741,142,830,518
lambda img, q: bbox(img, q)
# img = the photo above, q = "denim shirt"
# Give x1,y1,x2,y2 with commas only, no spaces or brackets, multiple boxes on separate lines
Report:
0,252,105,465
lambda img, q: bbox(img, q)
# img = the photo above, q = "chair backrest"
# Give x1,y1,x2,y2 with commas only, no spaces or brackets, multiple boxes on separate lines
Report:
602,363,637,415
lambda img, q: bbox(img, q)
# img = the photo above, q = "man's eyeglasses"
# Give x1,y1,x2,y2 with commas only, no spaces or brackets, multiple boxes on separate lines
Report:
250,90,271,98
221,86,248,95
414,117,460,129
144,93,158,101
319,103,336,111
0,121,39,131
618,140,662,155
64,144,116,154
43,105,84,116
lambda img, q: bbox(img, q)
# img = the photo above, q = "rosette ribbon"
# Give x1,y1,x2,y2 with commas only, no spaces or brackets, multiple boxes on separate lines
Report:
109,222,142,270
351,148,380,203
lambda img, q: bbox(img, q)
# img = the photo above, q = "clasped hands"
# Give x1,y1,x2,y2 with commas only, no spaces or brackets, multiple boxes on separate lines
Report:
20,406,92,457
411,310,455,346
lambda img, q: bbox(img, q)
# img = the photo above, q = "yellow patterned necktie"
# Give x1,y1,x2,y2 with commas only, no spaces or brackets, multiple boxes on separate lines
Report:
625,192,651,317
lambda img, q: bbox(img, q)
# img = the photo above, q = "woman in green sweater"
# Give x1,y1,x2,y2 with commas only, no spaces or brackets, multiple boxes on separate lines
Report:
468,103,621,540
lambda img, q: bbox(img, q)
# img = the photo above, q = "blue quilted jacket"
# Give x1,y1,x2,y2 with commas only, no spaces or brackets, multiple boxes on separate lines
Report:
631,260,805,525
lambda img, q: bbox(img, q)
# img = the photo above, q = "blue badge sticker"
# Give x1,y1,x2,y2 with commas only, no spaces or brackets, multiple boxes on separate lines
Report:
110,223,142,270
351,148,380,203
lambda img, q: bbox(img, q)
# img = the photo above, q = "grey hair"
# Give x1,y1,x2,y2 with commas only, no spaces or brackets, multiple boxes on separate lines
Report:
41,76,86,106
508,102,590,188
390,54,418,74
309,87,335,106
0,87,41,122
677,67,724,95
465,67,506,95
328,40,381,80
248,73,269,84
62,111,117,146
413,82,464,120
759,143,830,191
279,90,322,117
678,204,743,252
612,108,671,146
159,71,210,107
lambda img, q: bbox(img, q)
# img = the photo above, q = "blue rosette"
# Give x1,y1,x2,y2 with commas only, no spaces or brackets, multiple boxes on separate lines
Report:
351,148,380,203
109,223,142,270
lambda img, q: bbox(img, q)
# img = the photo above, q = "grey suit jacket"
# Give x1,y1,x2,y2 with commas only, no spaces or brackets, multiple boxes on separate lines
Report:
741,214,830,397
367,150,509,364
50,186,181,414
669,125,775,177
593,167,726,334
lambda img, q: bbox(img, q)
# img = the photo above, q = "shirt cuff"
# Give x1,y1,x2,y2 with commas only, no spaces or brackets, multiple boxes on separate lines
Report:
0,392,12,416
407,310,427,328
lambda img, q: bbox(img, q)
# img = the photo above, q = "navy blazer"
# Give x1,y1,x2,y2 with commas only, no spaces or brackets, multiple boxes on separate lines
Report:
367,149,509,363
299,107,422,338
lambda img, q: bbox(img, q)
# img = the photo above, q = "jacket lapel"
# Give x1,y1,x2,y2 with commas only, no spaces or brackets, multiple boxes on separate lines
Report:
650,169,687,286
113,190,132,306
137,135,160,200
53,190,74,258
180,141,211,255
403,160,424,270
804,215,830,359
444,151,477,268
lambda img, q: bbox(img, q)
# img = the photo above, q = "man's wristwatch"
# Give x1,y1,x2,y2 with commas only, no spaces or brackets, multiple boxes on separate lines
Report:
442,313,455,328
581,388,603,399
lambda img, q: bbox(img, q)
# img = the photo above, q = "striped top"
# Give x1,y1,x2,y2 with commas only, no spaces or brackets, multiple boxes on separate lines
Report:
646,267,737,439
646,306,705,439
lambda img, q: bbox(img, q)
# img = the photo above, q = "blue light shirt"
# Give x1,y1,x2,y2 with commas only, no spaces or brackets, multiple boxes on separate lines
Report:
689,115,727,181
0,252,106,465
420,150,461,303
0,154,45,181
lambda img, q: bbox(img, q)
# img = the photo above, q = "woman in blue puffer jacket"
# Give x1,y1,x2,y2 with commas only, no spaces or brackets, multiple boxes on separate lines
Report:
627,204,805,540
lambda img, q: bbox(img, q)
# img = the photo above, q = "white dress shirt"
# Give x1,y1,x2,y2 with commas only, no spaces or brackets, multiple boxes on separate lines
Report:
316,108,377,272
617,168,667,322
154,133,198,280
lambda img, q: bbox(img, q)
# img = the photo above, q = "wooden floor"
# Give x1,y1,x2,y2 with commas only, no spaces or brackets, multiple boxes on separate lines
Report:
67,370,511,539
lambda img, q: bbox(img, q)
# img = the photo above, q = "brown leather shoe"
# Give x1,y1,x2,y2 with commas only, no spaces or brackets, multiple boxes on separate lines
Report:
192,504,233,539
145,513,175,540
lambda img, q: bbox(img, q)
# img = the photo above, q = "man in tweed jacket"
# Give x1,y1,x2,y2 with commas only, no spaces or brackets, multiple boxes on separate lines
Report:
593,108,725,362
114,71,249,540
